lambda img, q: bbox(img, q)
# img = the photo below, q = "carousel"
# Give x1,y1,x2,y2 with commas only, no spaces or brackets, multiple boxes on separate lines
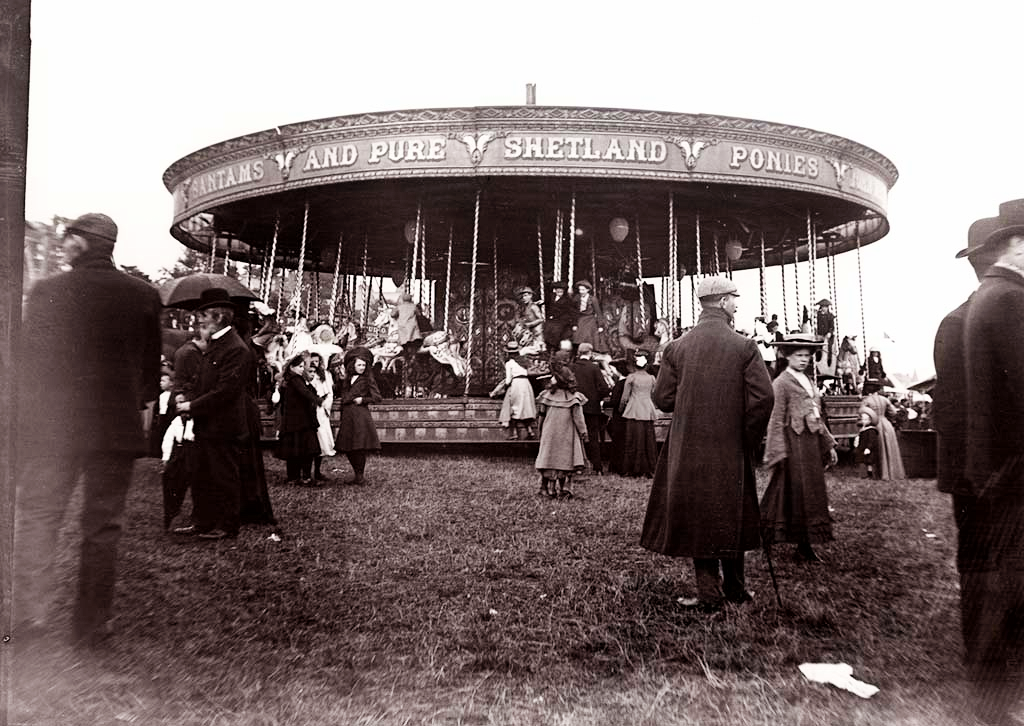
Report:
162,103,897,443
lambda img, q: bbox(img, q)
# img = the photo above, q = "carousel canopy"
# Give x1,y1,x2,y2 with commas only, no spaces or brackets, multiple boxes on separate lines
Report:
163,105,898,279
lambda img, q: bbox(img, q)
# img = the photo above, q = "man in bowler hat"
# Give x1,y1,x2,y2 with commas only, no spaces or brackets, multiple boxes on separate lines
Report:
641,276,774,612
958,199,1024,724
175,288,255,540
15,213,162,648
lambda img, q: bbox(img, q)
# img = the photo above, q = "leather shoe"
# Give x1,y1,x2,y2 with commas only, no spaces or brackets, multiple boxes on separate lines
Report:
197,528,231,540
172,525,198,535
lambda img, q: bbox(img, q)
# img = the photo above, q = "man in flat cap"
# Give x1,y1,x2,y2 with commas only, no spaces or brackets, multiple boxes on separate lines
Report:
641,276,774,612
958,200,1024,724
15,213,162,649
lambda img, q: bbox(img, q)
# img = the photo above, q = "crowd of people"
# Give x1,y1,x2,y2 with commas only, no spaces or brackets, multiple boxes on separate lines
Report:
11,203,1022,724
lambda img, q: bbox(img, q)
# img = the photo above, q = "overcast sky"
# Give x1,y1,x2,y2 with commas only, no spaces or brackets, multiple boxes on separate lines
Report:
23,1,1023,379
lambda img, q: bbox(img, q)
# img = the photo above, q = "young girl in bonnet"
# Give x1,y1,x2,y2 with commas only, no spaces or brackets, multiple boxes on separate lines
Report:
761,334,838,562
534,356,589,499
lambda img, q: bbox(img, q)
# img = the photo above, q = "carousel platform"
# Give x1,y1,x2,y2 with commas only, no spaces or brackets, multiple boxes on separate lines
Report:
259,398,673,445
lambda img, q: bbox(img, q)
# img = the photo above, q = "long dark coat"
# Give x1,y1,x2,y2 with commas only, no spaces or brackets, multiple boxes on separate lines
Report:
640,308,774,559
543,293,578,348
965,266,1024,493
933,297,971,495
335,372,382,452
20,253,162,458
189,328,252,442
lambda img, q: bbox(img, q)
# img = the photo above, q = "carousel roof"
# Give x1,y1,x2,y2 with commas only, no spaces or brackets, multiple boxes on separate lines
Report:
163,105,897,277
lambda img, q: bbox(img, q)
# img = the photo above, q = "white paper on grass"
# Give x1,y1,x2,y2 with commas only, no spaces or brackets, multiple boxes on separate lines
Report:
798,663,879,699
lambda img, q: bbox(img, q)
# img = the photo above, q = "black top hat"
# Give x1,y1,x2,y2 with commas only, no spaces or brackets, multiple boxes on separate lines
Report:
956,216,1002,259
194,288,235,311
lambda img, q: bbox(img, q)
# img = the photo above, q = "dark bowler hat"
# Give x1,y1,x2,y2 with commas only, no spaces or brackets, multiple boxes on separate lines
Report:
550,280,567,291
194,288,236,311
771,332,824,349
65,213,118,245
343,346,374,367
956,216,1002,258
975,198,1024,253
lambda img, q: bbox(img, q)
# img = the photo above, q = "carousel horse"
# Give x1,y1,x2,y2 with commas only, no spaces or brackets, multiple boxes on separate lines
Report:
836,335,862,395
367,307,468,396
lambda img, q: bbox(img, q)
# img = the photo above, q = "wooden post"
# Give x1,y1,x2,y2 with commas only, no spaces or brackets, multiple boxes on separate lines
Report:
1,4,31,723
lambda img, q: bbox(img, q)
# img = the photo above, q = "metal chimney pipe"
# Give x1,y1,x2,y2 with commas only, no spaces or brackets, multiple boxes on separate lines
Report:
526,83,536,105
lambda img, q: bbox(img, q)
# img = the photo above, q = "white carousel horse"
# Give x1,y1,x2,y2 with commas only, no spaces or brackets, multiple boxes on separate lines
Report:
836,336,862,394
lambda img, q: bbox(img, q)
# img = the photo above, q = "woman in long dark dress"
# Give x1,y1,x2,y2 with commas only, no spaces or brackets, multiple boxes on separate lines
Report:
275,354,322,486
334,347,382,485
761,334,838,562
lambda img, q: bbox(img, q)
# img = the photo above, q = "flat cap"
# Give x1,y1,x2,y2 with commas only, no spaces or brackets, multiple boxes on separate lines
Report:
65,213,118,245
696,276,739,299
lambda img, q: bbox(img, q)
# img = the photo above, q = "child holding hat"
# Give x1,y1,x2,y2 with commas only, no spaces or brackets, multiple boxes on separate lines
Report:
761,333,838,562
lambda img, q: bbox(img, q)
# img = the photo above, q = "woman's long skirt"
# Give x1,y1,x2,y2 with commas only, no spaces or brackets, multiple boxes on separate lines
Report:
622,419,657,477
760,428,834,546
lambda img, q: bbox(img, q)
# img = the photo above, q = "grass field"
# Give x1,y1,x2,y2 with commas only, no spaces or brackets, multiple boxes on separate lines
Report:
8,447,1006,725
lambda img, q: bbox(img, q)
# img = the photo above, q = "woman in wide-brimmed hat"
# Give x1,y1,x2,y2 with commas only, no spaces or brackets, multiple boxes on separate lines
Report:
761,333,838,563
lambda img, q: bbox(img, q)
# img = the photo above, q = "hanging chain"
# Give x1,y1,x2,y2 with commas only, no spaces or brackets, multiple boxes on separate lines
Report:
419,216,427,307
792,236,801,329
807,210,816,334
856,230,866,347
712,233,721,276
828,234,838,347
781,236,789,332
464,189,482,398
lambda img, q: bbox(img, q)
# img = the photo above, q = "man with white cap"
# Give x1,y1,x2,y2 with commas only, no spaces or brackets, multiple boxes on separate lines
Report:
641,275,774,612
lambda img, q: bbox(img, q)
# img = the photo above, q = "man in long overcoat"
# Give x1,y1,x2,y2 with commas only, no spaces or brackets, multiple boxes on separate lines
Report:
933,214,1008,726
961,199,1024,725
641,276,774,611
176,288,254,540
15,213,162,648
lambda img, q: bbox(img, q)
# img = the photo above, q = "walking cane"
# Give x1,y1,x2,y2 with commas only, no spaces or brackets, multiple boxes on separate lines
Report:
765,544,783,609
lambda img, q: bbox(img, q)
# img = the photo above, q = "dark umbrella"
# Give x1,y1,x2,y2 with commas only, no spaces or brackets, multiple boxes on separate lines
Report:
159,273,260,310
